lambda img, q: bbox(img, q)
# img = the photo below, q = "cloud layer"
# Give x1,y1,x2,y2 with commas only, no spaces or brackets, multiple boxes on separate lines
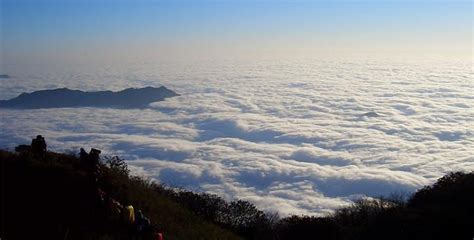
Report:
1,58,473,216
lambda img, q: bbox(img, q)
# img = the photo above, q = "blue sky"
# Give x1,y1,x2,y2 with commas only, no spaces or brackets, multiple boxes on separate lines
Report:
1,0,472,63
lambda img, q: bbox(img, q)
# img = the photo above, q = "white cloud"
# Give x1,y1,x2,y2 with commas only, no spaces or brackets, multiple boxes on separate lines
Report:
1,58,473,216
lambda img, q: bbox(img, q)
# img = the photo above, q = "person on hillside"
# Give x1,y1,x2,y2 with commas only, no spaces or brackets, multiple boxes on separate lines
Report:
79,148,89,164
107,197,123,221
122,205,136,238
89,148,101,165
125,205,135,224
135,209,145,232
80,148,102,182
31,135,47,158
135,209,152,234
79,148,101,167
89,148,102,181
151,227,164,240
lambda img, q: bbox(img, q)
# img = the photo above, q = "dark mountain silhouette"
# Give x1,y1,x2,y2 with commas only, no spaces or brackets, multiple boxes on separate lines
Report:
0,86,178,109
0,74,11,79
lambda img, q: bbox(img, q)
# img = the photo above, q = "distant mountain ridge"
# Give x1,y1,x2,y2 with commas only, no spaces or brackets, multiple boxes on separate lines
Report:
0,86,178,109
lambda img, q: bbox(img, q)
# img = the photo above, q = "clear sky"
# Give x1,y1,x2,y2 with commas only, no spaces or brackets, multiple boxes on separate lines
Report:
1,0,472,64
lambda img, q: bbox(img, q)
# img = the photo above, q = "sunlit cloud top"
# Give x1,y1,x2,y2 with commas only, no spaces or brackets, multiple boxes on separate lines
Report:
1,0,472,64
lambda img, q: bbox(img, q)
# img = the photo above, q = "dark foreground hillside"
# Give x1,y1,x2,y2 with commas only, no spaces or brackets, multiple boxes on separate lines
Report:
0,148,240,240
1,139,473,240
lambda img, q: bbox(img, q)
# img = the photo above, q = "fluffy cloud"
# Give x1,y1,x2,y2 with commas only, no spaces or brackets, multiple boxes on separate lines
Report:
1,59,473,216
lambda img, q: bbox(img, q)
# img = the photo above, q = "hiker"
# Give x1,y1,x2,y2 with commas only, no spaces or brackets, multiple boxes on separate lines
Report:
89,148,101,165
80,148,89,164
152,230,164,240
31,135,47,158
125,205,135,224
107,197,123,221
97,187,107,205
80,148,102,182
135,209,152,233
89,148,101,183
135,209,145,232
121,205,137,238
145,225,163,240
80,148,101,168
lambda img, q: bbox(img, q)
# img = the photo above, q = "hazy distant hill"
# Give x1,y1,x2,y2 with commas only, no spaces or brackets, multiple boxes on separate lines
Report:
0,74,11,78
0,86,178,109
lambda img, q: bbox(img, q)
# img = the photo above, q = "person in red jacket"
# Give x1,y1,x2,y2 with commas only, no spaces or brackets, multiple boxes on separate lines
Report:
152,232,163,240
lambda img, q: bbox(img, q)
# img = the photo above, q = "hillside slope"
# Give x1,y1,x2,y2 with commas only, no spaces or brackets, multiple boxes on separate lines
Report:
1,141,473,240
0,149,240,240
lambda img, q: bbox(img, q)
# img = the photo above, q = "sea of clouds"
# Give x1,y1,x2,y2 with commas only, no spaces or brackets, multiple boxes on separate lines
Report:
1,58,473,216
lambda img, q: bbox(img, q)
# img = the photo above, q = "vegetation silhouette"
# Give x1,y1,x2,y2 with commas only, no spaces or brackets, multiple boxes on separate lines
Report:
1,136,473,239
